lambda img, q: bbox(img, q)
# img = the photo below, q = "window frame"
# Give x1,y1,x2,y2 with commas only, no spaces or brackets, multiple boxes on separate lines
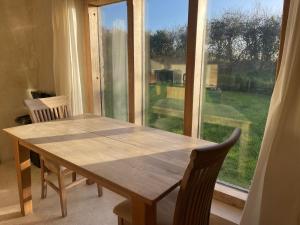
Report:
85,0,289,210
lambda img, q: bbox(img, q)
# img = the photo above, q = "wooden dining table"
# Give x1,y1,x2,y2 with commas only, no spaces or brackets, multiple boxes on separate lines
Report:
3,115,213,225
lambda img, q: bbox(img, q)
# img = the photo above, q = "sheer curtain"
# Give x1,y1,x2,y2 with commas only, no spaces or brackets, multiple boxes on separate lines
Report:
241,0,300,224
52,0,86,115
111,20,128,121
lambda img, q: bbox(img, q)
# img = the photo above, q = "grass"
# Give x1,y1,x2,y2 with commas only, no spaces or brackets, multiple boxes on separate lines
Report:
147,84,272,189
204,90,271,188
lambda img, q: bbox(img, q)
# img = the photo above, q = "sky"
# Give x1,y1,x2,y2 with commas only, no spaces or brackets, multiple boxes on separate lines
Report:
101,0,284,31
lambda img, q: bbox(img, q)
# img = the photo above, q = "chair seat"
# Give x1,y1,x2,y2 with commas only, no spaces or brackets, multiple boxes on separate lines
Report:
114,188,179,225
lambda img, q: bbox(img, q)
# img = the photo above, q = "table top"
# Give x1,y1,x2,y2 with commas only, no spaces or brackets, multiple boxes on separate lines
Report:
4,116,213,204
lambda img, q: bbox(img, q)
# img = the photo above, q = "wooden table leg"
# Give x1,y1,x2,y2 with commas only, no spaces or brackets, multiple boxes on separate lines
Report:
13,140,32,216
132,198,157,225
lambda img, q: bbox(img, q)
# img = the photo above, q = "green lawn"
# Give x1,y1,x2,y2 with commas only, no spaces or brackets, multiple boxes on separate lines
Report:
147,84,272,189
203,90,271,188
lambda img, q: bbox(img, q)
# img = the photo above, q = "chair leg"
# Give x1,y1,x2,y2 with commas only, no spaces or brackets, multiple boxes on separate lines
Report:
97,184,103,197
40,159,47,199
58,170,67,217
72,172,76,182
118,217,124,225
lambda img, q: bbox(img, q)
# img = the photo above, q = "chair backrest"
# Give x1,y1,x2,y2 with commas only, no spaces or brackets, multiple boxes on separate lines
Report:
173,128,241,225
24,96,71,123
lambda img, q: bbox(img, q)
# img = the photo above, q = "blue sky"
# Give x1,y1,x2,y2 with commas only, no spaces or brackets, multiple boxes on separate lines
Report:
101,0,283,30
101,2,127,29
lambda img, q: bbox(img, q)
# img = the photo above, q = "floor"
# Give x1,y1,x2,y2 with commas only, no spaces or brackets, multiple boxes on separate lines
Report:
0,161,125,225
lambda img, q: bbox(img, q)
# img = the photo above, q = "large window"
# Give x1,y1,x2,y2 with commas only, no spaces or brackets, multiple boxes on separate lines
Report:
199,0,283,188
94,0,284,190
144,0,189,134
99,2,128,121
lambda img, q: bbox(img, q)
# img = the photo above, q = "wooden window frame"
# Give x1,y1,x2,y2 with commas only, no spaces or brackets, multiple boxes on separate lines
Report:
85,0,247,208
83,0,95,113
86,0,143,123
86,0,290,125
88,0,124,7
85,0,290,211
184,0,207,137
127,0,144,125
87,6,102,115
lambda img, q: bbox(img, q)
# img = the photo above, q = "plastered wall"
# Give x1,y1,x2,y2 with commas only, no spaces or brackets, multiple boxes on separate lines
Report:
0,0,55,162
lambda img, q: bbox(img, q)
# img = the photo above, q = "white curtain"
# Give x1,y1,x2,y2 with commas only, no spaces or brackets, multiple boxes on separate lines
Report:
240,0,300,224
52,0,86,115
111,20,128,121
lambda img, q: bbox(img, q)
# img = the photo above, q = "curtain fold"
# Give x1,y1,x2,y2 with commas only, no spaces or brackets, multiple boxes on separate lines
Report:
52,0,86,115
111,20,128,121
240,0,300,224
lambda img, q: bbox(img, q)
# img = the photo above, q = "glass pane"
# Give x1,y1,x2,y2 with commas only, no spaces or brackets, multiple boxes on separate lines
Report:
199,0,283,188
99,2,128,121
144,0,189,134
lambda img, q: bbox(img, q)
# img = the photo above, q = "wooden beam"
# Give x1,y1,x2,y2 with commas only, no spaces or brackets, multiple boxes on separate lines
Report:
83,1,95,113
127,0,134,123
127,0,144,125
183,0,207,137
276,0,290,78
88,7,102,115
88,0,124,7
98,9,106,116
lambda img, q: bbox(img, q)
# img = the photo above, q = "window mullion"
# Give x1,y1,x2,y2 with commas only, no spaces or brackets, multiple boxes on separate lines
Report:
127,0,144,125
87,6,102,115
184,0,208,137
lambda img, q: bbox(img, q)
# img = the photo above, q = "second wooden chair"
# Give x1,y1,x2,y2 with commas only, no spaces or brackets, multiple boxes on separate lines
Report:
113,128,241,225
25,96,103,217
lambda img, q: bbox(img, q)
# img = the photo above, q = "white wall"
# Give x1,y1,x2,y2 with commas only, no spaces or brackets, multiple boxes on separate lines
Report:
0,0,55,162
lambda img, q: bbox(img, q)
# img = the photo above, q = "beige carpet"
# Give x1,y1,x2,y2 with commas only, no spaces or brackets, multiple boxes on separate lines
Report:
0,161,125,225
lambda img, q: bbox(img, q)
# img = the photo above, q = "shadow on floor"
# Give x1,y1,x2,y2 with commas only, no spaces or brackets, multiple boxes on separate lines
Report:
0,211,22,222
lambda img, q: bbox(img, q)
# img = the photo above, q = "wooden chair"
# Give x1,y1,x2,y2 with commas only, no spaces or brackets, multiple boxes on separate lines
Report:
113,128,241,225
25,96,103,217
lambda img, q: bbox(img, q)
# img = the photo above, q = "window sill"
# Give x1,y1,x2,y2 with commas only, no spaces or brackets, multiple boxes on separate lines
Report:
210,183,248,225
214,183,248,209
210,199,243,225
